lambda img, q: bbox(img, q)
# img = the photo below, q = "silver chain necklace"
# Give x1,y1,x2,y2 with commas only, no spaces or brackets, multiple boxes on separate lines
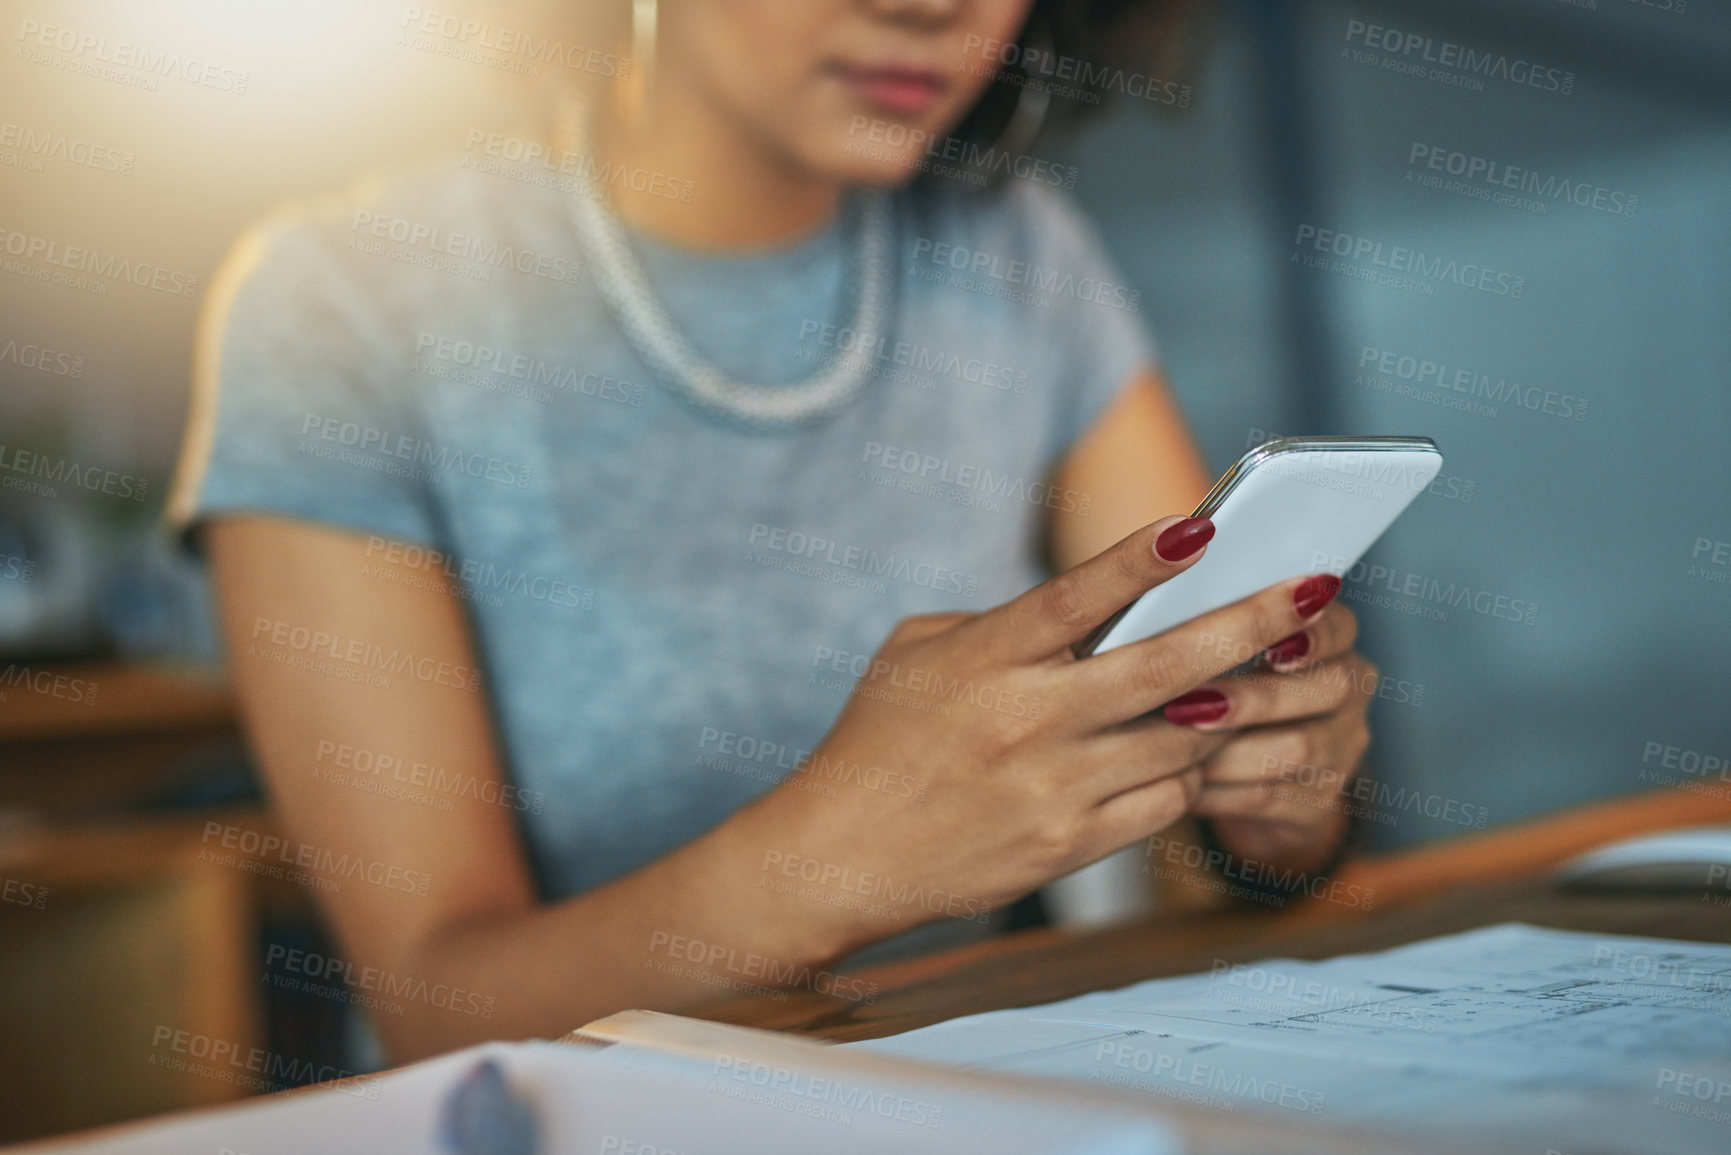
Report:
555,96,893,429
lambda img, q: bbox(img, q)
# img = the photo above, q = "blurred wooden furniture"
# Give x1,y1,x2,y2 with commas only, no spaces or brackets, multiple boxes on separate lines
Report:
0,664,287,1145
0,662,235,814
0,817,265,1141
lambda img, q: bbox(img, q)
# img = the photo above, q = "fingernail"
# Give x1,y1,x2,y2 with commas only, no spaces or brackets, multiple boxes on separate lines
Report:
1164,689,1229,726
1294,574,1341,619
1154,517,1215,563
1264,632,1311,667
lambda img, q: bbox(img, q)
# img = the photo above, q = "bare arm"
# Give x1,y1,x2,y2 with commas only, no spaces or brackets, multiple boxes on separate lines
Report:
1047,368,1213,570
207,516,862,1059
209,492,1326,1059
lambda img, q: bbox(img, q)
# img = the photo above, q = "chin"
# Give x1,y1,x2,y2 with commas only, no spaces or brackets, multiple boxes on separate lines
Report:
805,128,947,190
820,153,928,189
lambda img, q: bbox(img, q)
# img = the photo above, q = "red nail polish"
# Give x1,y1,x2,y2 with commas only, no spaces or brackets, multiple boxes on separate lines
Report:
1164,689,1229,726
1264,632,1311,666
1294,574,1341,619
1154,517,1215,563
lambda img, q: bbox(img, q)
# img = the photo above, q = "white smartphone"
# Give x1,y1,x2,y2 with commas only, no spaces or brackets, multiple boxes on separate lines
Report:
1075,435,1443,657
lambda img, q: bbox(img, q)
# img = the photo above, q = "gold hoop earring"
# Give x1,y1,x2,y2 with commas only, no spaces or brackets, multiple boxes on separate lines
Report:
621,0,657,129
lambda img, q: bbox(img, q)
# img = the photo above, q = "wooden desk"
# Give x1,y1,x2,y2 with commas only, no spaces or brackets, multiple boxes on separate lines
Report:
685,874,1728,1155
691,783,1731,1041
694,875,1730,1041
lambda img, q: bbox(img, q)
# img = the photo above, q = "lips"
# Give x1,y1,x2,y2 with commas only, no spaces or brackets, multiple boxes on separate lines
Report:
833,63,949,116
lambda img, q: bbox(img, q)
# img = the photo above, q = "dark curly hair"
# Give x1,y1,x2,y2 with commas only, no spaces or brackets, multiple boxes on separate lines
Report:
950,0,1214,150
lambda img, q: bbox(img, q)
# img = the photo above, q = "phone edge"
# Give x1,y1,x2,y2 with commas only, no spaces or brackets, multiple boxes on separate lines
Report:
1070,435,1441,659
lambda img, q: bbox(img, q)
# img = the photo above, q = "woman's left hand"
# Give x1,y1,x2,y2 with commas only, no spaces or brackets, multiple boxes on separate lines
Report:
1160,600,1373,873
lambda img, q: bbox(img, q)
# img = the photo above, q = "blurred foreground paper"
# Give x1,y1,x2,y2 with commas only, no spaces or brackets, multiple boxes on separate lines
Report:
851,923,1731,1155
1555,825,1731,891
9,1022,1177,1155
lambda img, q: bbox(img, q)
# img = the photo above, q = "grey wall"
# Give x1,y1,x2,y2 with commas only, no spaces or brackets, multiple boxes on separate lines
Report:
1061,0,1731,848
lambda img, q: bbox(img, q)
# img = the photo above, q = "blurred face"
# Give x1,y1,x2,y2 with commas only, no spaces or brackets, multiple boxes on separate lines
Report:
655,0,1036,185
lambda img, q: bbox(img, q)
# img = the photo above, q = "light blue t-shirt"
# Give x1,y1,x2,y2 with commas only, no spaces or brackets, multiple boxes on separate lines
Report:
171,157,1153,900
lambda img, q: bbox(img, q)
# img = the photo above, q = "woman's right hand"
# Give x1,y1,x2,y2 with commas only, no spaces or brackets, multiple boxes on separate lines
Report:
733,514,1342,956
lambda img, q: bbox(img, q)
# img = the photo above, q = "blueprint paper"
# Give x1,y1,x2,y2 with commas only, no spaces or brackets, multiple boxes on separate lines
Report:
849,923,1731,1155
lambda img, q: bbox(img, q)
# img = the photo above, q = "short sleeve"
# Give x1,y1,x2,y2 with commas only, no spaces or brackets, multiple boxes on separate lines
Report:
1010,181,1158,453
166,214,441,554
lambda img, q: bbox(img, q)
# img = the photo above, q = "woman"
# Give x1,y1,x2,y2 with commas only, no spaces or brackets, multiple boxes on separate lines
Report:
168,0,1371,1062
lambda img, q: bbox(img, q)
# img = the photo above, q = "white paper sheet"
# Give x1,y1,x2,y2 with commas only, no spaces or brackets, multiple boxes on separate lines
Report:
17,1035,1177,1155
849,923,1731,1155
1556,824,1731,888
